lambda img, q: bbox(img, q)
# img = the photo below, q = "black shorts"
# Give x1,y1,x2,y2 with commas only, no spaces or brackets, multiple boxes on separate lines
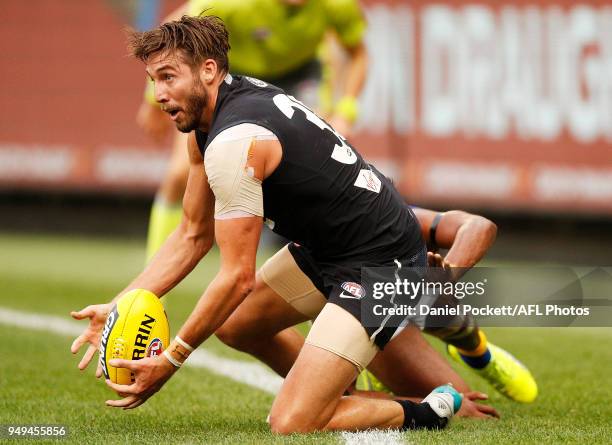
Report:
288,241,427,349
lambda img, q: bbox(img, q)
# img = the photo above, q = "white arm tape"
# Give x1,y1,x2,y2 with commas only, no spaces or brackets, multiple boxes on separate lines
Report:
163,349,182,368
175,336,194,352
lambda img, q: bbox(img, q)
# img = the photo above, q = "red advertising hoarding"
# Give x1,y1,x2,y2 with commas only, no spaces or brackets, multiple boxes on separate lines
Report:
355,0,612,214
1,0,611,213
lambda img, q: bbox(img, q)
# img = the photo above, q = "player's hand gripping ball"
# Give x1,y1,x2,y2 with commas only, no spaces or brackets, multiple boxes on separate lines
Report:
99,289,169,384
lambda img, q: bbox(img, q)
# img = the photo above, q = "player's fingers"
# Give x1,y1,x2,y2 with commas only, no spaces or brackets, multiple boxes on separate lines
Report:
105,380,138,395
96,361,103,378
106,395,138,408
427,253,443,267
465,391,489,401
70,306,95,320
427,252,435,266
109,358,138,371
78,344,97,370
70,335,88,354
477,403,500,419
70,310,86,320
123,398,145,410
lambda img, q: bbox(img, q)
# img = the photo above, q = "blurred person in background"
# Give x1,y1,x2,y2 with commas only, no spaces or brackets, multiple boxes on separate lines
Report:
138,0,368,261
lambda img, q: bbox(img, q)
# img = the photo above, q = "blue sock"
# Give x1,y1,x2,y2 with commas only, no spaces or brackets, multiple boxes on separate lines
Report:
460,349,492,369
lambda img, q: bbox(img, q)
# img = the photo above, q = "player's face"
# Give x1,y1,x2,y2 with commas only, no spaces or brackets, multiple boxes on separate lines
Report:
146,52,208,133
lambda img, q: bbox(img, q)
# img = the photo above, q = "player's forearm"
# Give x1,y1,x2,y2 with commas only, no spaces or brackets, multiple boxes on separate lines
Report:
176,267,255,348
330,43,367,128
443,217,497,268
341,42,368,100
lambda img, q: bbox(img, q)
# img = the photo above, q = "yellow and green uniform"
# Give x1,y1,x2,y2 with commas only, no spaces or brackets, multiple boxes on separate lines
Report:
146,0,365,108
188,0,365,79
146,197,183,262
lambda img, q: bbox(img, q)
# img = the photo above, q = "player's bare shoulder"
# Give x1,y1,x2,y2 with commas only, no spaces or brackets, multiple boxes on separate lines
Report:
250,137,282,180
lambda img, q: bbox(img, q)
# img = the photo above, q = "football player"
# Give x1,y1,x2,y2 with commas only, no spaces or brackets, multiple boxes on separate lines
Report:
72,16,537,434
139,0,368,262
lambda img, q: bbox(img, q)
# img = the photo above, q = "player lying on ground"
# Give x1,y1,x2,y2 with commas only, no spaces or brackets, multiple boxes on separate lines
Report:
212,206,505,418
70,16,532,433
353,208,536,403
248,207,532,409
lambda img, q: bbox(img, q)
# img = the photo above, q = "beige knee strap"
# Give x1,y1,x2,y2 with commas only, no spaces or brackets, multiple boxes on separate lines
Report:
259,245,327,319
306,303,379,371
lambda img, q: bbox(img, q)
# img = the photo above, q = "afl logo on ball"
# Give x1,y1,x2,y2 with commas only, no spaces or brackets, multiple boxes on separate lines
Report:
146,338,164,357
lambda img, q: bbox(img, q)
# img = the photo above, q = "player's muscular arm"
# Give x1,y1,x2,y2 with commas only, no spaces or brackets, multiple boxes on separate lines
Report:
250,138,282,179
176,215,261,347
102,134,271,409
175,138,274,348
122,133,215,298
70,133,213,374
104,212,262,410
413,208,497,269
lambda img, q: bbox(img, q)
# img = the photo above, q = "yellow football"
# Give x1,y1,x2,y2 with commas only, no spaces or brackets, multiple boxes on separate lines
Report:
99,289,169,384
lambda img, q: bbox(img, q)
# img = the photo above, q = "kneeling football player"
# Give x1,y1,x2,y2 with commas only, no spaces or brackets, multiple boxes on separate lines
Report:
71,15,537,433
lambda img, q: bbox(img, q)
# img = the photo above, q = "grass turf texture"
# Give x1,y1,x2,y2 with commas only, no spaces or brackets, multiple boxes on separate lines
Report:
0,232,611,444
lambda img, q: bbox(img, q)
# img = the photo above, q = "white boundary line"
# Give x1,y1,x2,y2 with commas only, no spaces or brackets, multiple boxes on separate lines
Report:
342,430,405,445
0,306,405,445
0,306,283,393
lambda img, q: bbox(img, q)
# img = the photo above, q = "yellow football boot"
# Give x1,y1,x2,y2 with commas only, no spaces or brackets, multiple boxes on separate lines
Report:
448,342,538,403
355,369,393,394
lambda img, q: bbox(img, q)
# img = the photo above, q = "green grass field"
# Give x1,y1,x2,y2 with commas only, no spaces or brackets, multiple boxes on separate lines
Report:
0,232,610,444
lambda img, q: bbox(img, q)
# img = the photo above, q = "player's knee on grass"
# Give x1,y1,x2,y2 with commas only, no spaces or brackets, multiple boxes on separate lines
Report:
268,411,303,435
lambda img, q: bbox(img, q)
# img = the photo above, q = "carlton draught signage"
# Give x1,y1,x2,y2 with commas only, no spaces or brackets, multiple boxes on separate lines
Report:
355,0,612,213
